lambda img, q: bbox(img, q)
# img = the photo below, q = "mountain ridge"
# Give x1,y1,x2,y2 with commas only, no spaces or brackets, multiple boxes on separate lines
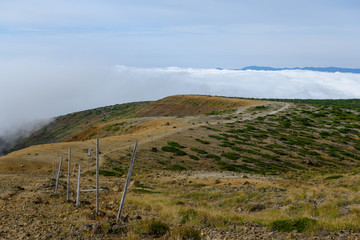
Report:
216,66,360,74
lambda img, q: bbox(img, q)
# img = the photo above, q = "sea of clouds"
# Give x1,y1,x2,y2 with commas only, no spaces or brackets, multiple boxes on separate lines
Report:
1,62,360,152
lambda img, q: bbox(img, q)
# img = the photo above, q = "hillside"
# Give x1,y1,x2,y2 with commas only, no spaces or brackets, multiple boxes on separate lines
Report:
4,95,259,154
2,95,360,239
3,101,151,154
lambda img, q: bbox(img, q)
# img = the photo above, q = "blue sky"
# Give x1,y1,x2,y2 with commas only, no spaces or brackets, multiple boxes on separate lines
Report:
1,0,360,68
1,0,360,139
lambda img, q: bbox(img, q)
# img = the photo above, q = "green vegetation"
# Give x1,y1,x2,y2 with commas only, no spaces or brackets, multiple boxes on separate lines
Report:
146,219,170,237
169,164,187,171
221,152,240,160
271,218,317,233
324,175,343,180
167,141,185,148
161,146,187,156
190,147,208,154
195,138,210,144
179,209,197,224
188,155,199,160
174,227,201,240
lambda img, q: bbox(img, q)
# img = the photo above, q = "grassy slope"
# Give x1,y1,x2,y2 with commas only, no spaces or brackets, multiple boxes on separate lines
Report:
5,101,150,153
134,102,360,178
5,95,259,154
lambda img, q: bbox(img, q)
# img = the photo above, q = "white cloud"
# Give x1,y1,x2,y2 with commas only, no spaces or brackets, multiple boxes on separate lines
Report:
1,62,360,138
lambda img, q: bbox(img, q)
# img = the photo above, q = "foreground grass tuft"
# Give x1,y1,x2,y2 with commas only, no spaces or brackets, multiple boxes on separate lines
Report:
271,217,317,233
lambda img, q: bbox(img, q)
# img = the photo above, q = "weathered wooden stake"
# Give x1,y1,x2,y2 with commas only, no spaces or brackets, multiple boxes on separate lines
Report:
76,165,81,206
96,138,99,214
67,147,71,201
116,141,138,222
54,156,63,194
52,160,55,179
72,163,77,176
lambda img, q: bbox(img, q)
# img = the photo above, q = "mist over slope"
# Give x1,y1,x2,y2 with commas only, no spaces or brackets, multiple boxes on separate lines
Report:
2,64,360,155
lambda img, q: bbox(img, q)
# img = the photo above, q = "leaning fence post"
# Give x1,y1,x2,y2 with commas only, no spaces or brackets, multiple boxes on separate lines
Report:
76,165,81,206
72,163,77,176
67,147,71,201
117,141,138,222
52,160,55,179
54,156,63,194
96,138,100,214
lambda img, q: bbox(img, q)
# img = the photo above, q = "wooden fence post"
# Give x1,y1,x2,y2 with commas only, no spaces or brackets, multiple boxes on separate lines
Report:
67,147,71,201
52,160,55,179
116,141,138,222
54,156,63,194
96,138,99,214
76,165,81,206
72,163,77,176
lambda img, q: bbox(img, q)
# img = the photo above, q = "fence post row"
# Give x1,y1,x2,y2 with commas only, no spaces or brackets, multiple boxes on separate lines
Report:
49,139,138,222
117,140,138,222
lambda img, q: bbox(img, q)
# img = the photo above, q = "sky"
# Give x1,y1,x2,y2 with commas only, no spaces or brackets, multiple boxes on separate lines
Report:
1,0,360,140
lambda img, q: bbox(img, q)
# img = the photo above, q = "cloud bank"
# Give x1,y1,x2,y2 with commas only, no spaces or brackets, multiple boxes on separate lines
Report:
1,61,360,145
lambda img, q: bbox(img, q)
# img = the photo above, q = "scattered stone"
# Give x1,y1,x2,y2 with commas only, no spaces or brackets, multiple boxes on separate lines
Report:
12,185,25,191
316,230,330,236
306,160,315,166
80,200,91,205
97,211,106,217
82,224,93,232
249,204,266,212
33,197,43,204
43,233,52,239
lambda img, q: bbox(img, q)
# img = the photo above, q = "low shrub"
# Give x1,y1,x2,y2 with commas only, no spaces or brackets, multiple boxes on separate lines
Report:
173,226,201,240
189,155,199,160
147,219,170,237
195,138,210,144
179,209,197,224
190,147,208,154
221,152,240,160
169,164,187,171
162,146,187,156
167,141,186,148
271,217,316,233
206,154,221,161
324,175,343,180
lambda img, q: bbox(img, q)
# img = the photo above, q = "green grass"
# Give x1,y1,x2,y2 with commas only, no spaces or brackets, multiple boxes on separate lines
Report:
271,218,317,233
190,147,208,154
167,141,186,148
168,164,187,171
189,155,199,160
221,152,240,160
195,138,210,144
324,175,343,180
161,146,187,156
